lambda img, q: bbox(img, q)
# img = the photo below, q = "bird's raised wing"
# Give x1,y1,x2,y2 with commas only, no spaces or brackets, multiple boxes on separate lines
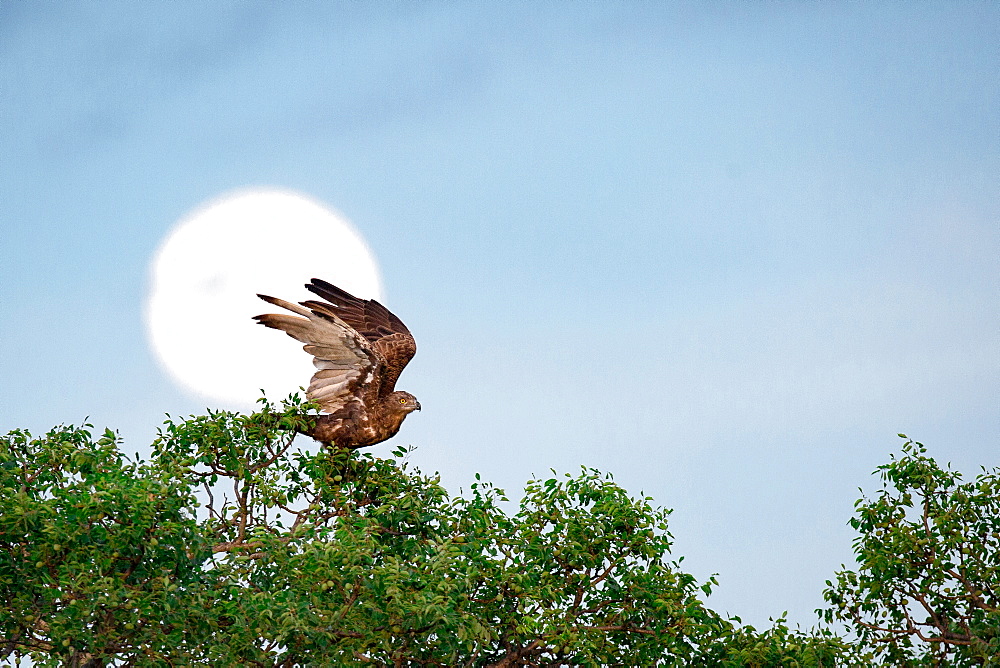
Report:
253,295,377,413
302,278,416,396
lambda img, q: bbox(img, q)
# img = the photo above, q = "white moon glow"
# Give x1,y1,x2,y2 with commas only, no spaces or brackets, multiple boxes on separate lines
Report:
146,188,383,407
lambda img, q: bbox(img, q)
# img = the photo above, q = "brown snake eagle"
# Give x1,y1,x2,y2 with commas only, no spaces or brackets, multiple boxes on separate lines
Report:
253,278,419,448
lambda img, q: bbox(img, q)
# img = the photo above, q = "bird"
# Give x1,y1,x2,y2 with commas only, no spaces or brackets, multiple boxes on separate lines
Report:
253,278,420,449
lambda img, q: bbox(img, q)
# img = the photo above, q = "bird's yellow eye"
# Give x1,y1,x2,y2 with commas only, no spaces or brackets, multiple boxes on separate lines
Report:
399,398,407,404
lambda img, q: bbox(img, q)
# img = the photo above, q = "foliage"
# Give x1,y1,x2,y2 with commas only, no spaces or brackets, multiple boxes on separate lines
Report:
8,405,991,666
709,615,871,667
2,398,736,666
823,436,1000,666
0,419,212,665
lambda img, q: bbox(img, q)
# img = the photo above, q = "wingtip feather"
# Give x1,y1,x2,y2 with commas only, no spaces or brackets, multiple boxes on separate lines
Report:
307,278,359,304
255,294,312,317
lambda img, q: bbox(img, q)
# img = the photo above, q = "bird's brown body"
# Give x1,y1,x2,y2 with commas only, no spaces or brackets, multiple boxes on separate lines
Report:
253,278,419,449
309,394,414,447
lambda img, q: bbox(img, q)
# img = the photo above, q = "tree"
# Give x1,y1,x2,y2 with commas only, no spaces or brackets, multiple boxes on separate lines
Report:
710,615,865,668
823,436,1000,666
1,398,893,666
2,398,740,666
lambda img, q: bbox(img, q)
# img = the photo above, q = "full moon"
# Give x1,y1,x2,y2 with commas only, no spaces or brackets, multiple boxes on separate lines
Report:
146,188,383,407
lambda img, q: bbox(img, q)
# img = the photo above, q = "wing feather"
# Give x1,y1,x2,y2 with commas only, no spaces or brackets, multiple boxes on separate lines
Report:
309,381,352,401
254,294,377,413
257,295,312,318
313,359,357,370
303,278,416,395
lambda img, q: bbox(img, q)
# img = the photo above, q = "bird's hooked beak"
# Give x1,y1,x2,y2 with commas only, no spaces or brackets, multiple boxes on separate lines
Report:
415,401,422,411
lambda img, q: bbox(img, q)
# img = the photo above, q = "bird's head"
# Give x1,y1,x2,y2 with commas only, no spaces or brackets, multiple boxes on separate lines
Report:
386,391,421,414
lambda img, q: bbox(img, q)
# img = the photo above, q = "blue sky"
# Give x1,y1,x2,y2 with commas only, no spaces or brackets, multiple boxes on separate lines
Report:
2,1,998,628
